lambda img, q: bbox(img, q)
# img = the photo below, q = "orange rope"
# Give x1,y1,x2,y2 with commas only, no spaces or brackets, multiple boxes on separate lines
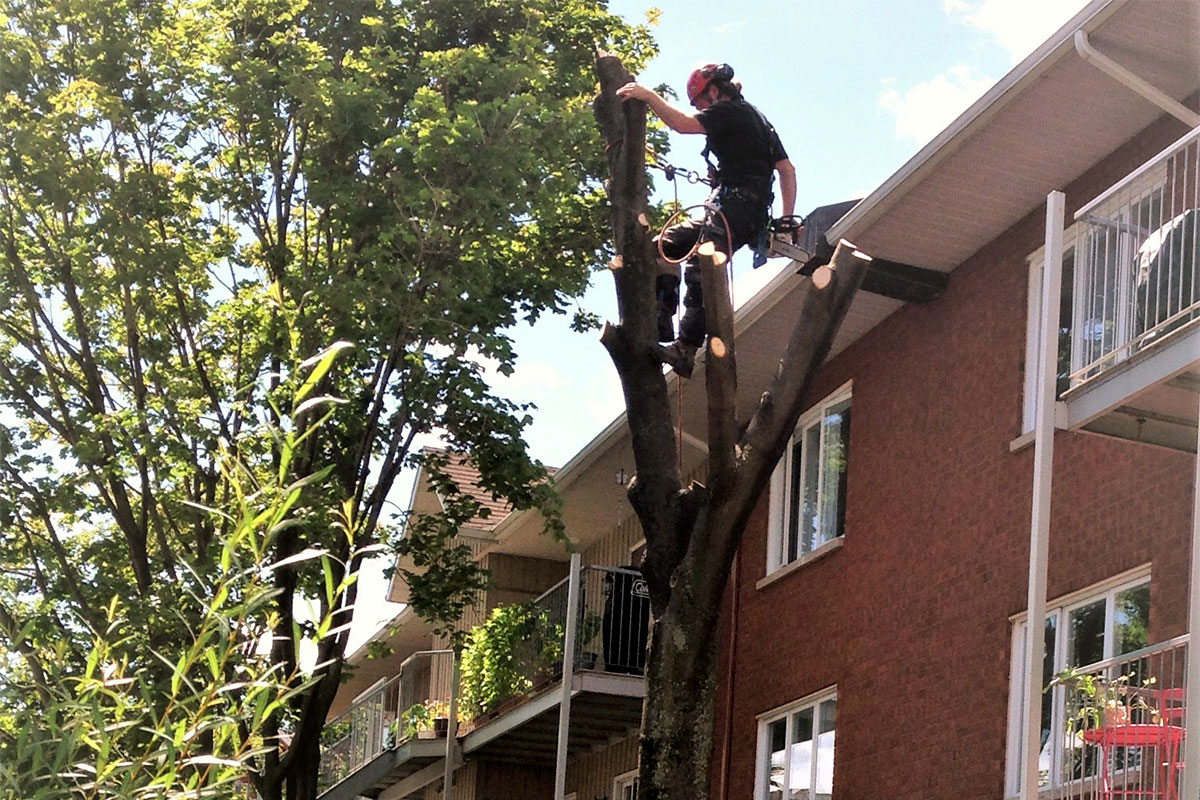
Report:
655,203,734,266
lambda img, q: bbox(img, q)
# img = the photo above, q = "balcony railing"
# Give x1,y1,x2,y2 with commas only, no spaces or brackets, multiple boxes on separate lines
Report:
317,649,454,794
458,564,650,722
1070,126,1200,386
1044,636,1188,799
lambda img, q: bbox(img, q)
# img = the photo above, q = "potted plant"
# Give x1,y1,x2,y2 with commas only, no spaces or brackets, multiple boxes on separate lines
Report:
398,701,433,740
459,603,539,719
1051,668,1154,732
424,699,450,736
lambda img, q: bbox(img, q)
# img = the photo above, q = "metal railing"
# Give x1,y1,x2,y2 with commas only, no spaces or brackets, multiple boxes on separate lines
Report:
317,649,454,793
457,563,651,721
1070,126,1200,386
1044,636,1188,799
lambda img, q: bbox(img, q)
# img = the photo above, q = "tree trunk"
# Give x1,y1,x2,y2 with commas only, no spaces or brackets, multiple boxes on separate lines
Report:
593,55,872,800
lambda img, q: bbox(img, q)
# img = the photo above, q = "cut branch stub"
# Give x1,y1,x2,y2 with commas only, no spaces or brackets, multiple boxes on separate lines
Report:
811,264,833,290
697,240,728,268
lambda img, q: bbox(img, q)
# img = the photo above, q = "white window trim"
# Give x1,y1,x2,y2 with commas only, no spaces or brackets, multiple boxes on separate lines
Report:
613,767,639,800
766,381,852,576
1021,221,1080,435
1003,566,1152,796
754,686,837,800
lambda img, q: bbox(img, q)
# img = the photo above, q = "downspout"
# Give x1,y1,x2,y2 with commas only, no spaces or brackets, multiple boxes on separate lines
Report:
1073,30,1200,128
718,552,740,800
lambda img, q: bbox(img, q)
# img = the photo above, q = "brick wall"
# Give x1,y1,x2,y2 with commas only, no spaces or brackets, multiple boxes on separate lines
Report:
712,110,1198,800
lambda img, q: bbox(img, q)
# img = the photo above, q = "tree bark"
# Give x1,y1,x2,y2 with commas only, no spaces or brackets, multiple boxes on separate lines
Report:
593,55,872,800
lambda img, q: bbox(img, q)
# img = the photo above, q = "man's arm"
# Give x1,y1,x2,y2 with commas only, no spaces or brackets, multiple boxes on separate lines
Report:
774,158,796,218
615,82,706,135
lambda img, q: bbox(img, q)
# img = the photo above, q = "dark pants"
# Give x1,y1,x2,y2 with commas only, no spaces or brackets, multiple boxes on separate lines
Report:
655,188,769,345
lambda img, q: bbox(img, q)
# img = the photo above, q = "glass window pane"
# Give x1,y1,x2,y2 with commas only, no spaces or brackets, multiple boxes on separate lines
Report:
815,700,836,800
790,707,814,800
800,424,821,554
1068,599,1106,667
1114,583,1149,656
1040,615,1057,788
820,401,851,546
786,438,803,564
767,719,786,800
1057,247,1075,398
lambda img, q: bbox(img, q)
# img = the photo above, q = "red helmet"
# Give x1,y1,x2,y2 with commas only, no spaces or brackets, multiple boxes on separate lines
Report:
686,63,734,103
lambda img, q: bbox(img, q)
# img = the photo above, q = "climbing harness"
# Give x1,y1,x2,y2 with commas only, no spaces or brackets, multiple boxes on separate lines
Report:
645,147,734,268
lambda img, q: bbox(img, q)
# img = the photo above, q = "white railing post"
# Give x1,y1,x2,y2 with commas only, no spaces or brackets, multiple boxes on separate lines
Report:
553,553,582,800
1020,190,1065,800
443,652,460,800
1182,385,1200,799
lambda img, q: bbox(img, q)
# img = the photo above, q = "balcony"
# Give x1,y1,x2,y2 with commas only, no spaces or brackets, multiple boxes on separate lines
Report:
317,563,649,797
1062,126,1200,451
318,650,456,800
1040,637,1189,799
457,563,648,764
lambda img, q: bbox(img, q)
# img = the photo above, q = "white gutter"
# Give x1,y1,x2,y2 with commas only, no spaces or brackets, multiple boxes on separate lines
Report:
827,0,1130,244
1073,30,1200,128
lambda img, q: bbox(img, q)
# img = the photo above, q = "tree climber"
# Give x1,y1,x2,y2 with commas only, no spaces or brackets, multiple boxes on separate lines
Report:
616,63,797,378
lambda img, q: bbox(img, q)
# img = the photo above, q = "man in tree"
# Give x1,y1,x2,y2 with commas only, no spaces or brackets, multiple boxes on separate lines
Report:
616,63,797,378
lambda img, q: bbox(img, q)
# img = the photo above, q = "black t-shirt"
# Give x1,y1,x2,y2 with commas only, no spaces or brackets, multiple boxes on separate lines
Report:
696,98,788,188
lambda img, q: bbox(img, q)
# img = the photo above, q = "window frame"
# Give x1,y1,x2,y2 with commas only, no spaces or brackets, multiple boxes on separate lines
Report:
1003,567,1152,795
766,381,852,576
612,768,639,800
754,687,837,800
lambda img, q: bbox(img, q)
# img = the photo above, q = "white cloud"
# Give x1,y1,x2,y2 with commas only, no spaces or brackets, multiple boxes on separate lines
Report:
710,19,749,36
949,0,1086,62
878,65,994,145
582,369,626,427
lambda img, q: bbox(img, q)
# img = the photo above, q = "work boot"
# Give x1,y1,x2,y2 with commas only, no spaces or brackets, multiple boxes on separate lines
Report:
655,341,697,379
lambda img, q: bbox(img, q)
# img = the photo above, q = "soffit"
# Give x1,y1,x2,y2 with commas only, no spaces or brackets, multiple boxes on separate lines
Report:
839,0,1200,268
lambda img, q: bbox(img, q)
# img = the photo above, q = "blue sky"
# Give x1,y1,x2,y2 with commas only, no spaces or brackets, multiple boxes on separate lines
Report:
346,0,1091,652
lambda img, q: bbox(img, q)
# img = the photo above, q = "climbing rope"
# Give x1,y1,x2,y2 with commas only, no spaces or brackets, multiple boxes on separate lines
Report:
646,148,743,469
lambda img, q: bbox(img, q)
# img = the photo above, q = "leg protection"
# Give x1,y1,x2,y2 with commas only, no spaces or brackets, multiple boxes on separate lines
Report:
655,272,679,342
679,262,705,347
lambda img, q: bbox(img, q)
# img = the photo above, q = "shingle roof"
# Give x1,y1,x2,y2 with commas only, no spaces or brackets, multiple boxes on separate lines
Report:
419,447,557,533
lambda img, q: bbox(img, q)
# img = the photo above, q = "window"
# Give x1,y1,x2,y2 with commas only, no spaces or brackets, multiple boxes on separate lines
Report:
767,383,851,573
1024,173,1170,430
1005,571,1151,794
613,769,638,800
1022,234,1077,433
756,690,836,800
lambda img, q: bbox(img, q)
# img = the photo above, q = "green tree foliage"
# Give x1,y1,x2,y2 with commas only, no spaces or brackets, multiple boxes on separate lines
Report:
0,0,655,796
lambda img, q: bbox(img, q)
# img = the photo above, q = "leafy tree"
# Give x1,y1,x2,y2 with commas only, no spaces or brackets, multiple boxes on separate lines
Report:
0,0,653,797
593,57,872,800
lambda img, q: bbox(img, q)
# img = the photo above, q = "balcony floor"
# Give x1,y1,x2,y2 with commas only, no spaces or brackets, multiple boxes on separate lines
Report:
459,670,645,765
1064,320,1200,452
318,738,450,800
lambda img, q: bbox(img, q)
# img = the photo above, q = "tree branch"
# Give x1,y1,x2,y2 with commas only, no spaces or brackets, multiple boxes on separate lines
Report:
693,242,872,603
